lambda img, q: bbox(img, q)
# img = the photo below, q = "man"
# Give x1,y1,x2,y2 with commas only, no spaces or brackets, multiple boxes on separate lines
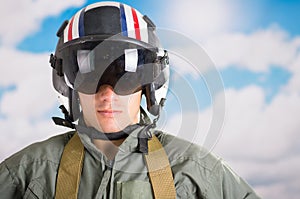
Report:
0,1,261,198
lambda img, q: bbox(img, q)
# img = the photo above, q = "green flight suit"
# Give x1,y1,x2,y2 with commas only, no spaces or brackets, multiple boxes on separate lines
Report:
0,126,261,198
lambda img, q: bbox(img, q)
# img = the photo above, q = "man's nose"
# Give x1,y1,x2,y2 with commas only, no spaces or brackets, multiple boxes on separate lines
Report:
96,85,117,101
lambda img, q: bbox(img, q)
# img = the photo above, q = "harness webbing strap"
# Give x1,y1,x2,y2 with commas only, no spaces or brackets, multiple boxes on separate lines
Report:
145,136,176,199
55,133,176,199
55,133,84,199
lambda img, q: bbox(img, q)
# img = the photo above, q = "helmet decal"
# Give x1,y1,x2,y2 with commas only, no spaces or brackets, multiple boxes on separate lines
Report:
64,8,86,43
120,3,148,42
63,2,149,44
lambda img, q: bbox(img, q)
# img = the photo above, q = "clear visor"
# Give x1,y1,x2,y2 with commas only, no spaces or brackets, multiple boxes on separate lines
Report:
73,41,168,95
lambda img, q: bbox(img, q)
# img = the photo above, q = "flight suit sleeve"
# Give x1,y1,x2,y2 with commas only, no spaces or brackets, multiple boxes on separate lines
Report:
0,161,22,199
206,160,261,199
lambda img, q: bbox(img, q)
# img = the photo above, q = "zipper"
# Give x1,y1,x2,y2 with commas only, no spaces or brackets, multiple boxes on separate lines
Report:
95,159,114,198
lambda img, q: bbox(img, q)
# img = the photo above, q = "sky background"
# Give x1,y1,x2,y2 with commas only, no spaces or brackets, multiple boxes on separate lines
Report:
1,0,300,198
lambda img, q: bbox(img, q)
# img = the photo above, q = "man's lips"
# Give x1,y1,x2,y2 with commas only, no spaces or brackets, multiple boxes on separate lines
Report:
97,109,122,117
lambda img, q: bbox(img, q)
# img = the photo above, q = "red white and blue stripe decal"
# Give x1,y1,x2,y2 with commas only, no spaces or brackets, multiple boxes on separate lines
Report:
64,2,148,43
119,3,148,42
64,7,86,43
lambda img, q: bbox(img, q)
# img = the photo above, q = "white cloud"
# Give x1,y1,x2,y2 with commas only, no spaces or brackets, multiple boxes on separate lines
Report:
283,49,300,94
166,0,238,40
162,108,213,145
0,117,69,161
0,48,57,119
0,0,85,46
213,86,300,198
0,1,81,161
165,0,300,73
230,156,300,199
214,86,300,160
0,48,47,84
168,48,216,80
204,25,300,72
0,48,70,161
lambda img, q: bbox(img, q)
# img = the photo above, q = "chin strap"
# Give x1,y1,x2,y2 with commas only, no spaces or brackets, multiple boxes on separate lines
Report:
75,122,139,140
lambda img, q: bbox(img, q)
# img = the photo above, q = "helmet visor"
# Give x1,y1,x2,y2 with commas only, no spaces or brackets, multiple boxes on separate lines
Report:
73,41,168,95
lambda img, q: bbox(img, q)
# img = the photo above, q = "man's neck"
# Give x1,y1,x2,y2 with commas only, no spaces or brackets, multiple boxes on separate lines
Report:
92,138,125,160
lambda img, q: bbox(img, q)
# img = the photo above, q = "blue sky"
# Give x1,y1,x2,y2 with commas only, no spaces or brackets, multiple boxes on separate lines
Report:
241,0,300,36
1,0,300,198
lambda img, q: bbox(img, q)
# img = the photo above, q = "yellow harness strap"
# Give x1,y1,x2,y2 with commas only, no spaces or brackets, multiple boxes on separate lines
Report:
55,133,84,199
55,133,176,199
145,135,176,199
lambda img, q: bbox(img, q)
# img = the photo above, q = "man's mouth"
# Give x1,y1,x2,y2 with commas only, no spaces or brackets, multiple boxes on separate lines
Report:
97,109,122,117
